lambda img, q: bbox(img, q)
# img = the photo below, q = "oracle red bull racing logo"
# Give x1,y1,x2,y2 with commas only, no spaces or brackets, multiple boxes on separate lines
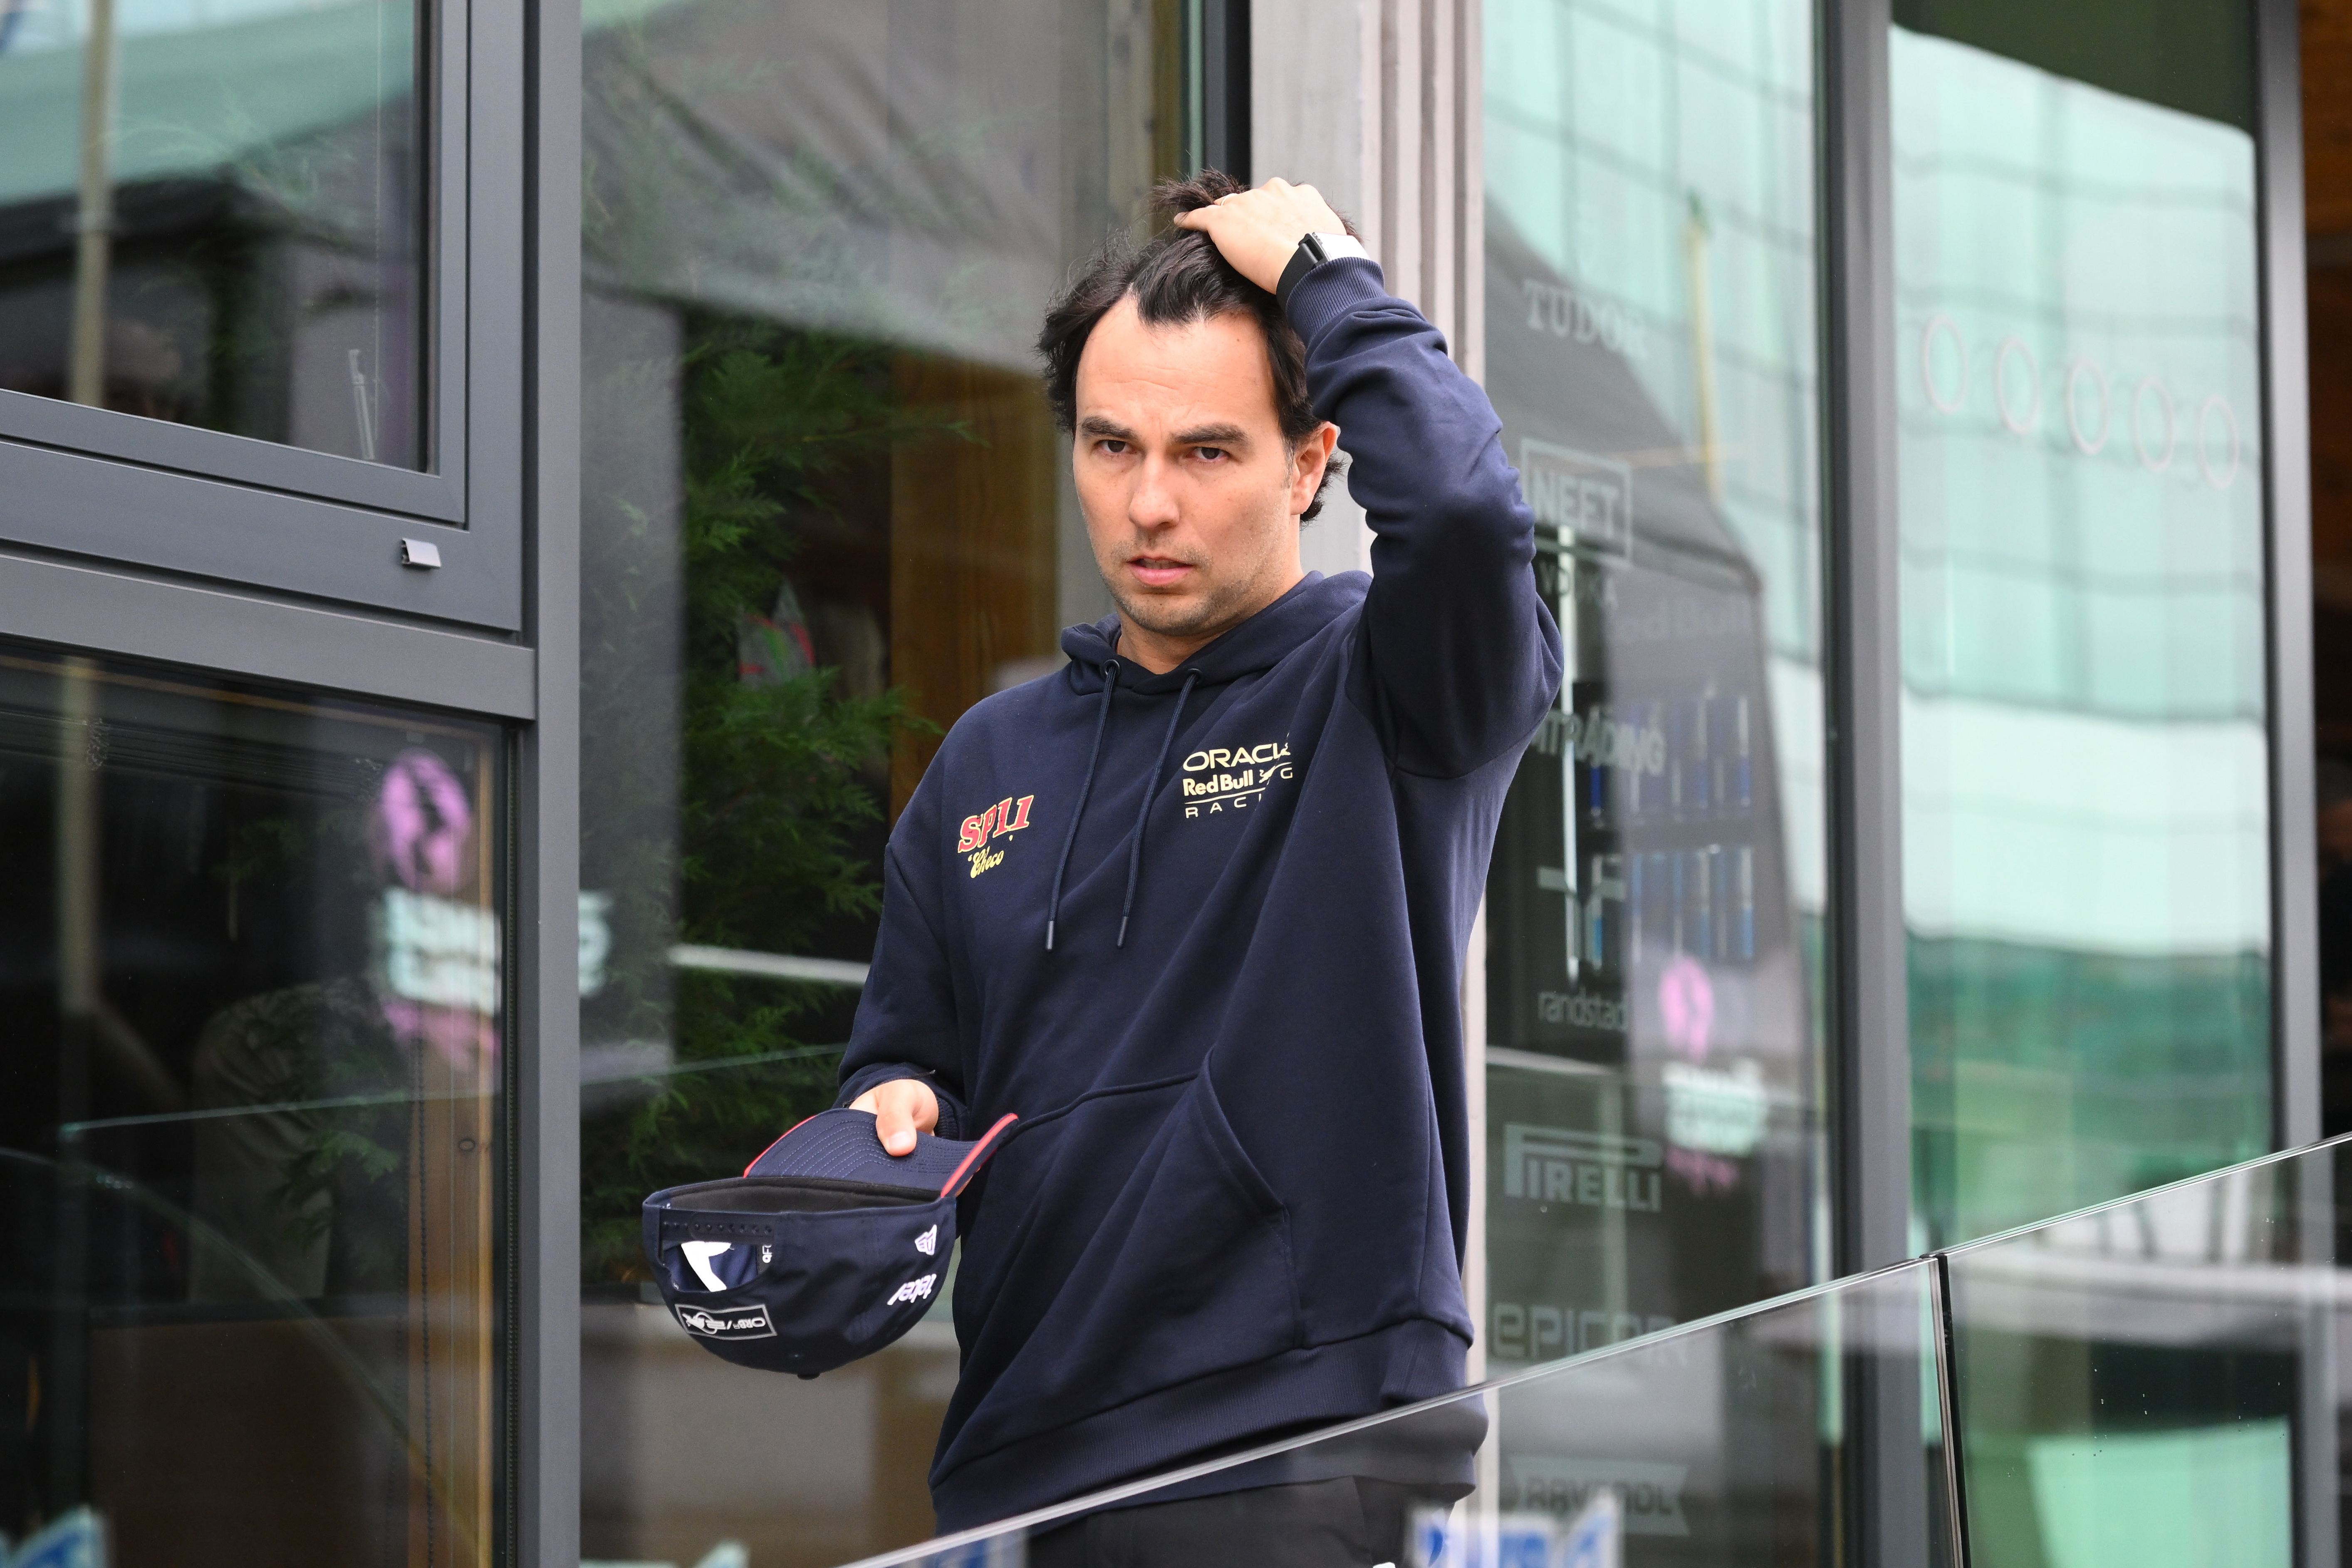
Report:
1181,741,1293,818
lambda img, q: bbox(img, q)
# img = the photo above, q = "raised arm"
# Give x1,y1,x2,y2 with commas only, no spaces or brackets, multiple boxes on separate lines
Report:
1176,181,1562,778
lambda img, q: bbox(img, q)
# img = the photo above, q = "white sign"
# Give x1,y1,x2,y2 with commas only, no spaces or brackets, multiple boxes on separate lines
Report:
376,887,501,1013
1663,1058,1769,1157
1520,440,1633,557
578,890,613,998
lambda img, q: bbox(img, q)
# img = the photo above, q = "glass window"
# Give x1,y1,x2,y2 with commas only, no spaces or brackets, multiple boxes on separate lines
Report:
1944,1148,2313,1566
0,0,428,467
1479,0,1830,1364
0,647,504,1566
574,2,1183,1558
1891,2,2272,1248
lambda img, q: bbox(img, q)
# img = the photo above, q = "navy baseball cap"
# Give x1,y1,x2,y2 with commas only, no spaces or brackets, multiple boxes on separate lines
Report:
641,1107,1016,1377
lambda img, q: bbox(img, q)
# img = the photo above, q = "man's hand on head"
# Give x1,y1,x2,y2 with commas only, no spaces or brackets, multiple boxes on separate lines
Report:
1172,178,1349,296
848,1077,940,1157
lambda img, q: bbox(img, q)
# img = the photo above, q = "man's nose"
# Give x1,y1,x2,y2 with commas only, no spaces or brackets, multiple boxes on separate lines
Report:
1129,456,1181,528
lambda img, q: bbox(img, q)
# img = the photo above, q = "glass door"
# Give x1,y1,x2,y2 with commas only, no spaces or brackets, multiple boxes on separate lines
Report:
1890,0,2273,1246
0,646,505,1568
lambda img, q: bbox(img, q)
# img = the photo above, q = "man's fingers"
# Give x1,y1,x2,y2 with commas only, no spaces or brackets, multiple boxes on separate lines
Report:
849,1080,938,1157
870,1089,919,1155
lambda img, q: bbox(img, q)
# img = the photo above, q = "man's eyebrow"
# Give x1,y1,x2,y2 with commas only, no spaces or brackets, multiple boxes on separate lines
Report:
1076,416,1252,448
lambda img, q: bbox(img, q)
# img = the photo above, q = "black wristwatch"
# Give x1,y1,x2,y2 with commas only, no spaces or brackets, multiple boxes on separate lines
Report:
1276,231,1371,311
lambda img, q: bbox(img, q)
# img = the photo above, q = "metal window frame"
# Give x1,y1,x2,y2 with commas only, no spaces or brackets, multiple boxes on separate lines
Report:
2256,0,2321,1154
1821,0,1909,1281
1200,0,1251,181
0,0,524,632
1819,7,1934,1564
2248,7,2336,1545
515,0,582,1563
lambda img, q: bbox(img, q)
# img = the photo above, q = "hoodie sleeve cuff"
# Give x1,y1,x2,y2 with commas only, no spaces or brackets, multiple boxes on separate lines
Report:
1281,254,1392,342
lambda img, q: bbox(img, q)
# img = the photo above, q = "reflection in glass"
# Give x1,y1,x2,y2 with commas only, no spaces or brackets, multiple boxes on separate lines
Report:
1480,0,1828,1358
0,647,503,1566
1892,8,2272,1248
0,0,426,466
576,2,1184,1559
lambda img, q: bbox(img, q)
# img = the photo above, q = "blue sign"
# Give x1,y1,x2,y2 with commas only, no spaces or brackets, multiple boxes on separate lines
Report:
9,1509,105,1568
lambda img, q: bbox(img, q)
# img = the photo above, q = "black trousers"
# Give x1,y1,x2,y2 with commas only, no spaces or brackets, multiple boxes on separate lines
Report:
1025,1477,1421,1568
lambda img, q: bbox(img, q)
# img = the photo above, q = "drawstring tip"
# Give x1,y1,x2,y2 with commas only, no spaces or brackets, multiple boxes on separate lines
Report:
1116,916,1129,949
1044,919,1056,952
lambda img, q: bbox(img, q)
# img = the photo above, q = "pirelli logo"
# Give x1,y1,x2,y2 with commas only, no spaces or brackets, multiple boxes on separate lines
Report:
1502,1123,1663,1211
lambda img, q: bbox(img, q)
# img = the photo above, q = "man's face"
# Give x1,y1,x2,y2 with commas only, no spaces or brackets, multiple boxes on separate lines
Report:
1072,299,1331,658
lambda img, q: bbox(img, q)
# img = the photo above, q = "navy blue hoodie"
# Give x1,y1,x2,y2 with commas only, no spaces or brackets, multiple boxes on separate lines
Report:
836,257,1563,1530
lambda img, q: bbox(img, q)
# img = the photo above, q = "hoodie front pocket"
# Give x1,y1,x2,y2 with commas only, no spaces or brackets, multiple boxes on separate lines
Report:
952,1073,1302,1447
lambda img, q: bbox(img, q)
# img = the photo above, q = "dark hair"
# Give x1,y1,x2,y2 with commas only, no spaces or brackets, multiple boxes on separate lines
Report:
1038,169,1344,521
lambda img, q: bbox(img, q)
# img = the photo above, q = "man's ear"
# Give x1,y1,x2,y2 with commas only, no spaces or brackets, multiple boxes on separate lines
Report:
1290,424,1341,517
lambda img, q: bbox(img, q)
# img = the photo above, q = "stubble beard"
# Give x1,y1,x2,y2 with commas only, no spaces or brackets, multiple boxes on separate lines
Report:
1108,574,1249,644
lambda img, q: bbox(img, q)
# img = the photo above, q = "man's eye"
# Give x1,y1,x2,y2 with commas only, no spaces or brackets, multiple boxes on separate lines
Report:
1098,439,1131,455
1195,446,1228,462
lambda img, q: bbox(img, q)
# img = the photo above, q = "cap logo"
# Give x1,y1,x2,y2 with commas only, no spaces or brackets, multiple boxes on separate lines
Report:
914,1225,938,1256
886,1273,938,1306
676,1303,777,1340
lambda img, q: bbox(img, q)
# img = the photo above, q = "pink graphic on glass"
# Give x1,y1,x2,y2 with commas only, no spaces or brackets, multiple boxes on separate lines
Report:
373,748,472,895
1659,953,1714,1062
370,748,499,1071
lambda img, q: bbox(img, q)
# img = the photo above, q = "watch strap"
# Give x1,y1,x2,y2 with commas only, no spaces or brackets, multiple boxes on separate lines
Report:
1275,232,1369,312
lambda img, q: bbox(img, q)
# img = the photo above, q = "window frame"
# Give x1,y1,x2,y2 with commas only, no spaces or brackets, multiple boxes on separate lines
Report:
0,0,523,631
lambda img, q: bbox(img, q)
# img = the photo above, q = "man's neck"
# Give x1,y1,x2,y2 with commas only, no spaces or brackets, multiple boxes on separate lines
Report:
1114,570,1305,674
1112,618,1216,676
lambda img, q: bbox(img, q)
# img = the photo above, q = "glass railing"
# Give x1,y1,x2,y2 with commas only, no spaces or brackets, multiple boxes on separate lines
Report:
828,1135,2352,1568
822,1261,1948,1566
1943,1139,2334,1568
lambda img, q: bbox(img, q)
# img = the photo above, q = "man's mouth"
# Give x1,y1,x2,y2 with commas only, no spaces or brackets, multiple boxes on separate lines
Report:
1128,556,1195,589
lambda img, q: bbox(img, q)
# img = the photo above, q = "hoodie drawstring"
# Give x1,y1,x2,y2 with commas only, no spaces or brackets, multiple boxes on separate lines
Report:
1044,660,1118,951
1118,671,1198,949
1042,661,1199,952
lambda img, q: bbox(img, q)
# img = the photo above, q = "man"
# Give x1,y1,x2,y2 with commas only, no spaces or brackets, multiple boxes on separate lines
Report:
836,171,1562,1557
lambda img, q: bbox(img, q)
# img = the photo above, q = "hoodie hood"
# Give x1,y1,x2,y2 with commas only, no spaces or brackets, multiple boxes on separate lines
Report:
1058,570,1366,694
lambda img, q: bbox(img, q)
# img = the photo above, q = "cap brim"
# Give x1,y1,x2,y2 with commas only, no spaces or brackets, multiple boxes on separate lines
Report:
743,1107,1017,1198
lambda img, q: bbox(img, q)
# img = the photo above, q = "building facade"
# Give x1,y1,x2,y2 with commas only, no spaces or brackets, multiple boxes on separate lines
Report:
0,0,2322,1564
